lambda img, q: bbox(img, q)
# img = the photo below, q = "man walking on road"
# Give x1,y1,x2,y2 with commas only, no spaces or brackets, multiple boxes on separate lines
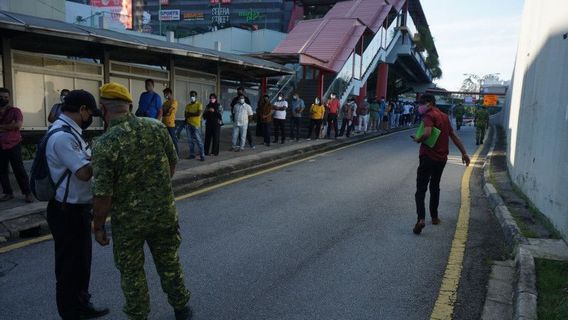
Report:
44,90,108,320
92,83,192,320
412,94,470,235
474,106,489,145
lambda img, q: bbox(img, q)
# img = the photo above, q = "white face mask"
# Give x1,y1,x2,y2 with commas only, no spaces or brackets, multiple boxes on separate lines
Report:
330,95,336,99
60,96,66,103
190,96,196,102
239,99,245,104
315,99,320,104
278,97,283,101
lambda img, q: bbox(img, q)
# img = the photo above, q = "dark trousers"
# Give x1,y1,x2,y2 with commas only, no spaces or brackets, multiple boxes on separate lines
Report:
290,117,301,140
326,114,338,138
0,143,31,195
273,119,286,142
46,200,93,320
166,127,179,155
339,118,353,137
262,122,272,145
415,156,447,220
204,124,220,155
307,119,323,139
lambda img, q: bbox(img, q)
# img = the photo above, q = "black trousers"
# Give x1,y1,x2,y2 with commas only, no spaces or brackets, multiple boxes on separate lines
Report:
273,119,286,142
290,117,301,140
262,122,272,145
204,124,220,156
46,200,93,320
307,119,323,139
415,156,447,220
0,143,31,195
326,114,338,138
339,118,353,137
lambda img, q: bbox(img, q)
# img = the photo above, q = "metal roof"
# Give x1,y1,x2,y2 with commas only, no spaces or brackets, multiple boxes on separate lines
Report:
271,0,404,72
0,10,293,78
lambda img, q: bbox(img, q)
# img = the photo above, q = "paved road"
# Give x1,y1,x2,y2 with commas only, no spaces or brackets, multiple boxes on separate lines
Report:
0,125,495,320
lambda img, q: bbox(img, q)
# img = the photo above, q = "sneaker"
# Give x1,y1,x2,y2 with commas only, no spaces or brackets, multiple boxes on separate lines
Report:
174,306,193,320
251,145,256,150
413,219,426,235
432,217,441,225
306,138,311,141
79,302,109,319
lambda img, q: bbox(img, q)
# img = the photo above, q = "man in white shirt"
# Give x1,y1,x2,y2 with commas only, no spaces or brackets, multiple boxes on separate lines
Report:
272,93,288,144
232,94,254,151
403,102,414,126
45,90,109,320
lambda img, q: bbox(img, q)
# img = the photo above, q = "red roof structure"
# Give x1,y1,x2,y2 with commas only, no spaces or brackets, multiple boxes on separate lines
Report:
272,0,406,72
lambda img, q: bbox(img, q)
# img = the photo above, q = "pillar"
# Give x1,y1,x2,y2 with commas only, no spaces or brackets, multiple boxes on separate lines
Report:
1,37,14,95
260,77,267,96
357,82,368,105
317,70,325,98
376,63,388,100
102,48,111,84
168,57,175,89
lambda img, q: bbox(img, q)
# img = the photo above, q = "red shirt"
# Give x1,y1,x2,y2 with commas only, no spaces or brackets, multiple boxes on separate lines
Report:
0,106,23,150
326,99,340,114
419,107,453,162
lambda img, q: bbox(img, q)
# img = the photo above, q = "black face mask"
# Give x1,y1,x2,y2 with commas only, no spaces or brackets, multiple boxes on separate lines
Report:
0,99,9,107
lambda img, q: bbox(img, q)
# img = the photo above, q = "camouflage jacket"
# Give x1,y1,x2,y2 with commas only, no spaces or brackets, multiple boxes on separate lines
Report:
92,113,179,229
474,109,490,127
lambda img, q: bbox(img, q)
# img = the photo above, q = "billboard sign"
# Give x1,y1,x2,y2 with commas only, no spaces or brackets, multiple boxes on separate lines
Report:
483,95,498,106
211,7,230,27
183,12,205,21
159,9,181,21
89,0,132,29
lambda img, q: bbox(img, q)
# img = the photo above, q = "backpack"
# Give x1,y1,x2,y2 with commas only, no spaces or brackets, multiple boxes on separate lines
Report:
29,126,80,202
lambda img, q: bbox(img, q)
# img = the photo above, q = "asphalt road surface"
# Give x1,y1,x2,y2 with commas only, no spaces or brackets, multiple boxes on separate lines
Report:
0,125,506,320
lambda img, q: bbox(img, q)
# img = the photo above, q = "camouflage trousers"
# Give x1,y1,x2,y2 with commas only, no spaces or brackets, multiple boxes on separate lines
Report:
476,125,487,144
112,224,190,320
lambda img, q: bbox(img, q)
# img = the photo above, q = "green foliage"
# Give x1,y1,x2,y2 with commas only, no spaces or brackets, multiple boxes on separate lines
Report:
535,259,568,320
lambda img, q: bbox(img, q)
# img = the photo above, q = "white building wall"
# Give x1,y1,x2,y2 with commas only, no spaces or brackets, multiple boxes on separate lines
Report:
180,28,286,54
0,0,65,21
503,0,568,238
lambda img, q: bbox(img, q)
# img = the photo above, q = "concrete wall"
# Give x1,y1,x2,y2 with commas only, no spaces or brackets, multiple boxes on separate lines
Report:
0,0,65,21
502,0,568,238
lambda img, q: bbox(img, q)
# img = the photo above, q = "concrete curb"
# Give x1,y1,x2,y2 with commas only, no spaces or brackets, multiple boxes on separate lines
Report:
0,127,414,245
481,122,537,320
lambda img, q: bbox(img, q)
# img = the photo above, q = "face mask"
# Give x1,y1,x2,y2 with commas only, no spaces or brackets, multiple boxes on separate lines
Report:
60,96,66,103
210,98,216,103
315,99,320,104
293,96,298,100
364,98,368,102
418,104,428,115
330,95,336,99
81,109,93,130
278,97,283,101
239,99,245,104
190,96,196,102
0,99,8,107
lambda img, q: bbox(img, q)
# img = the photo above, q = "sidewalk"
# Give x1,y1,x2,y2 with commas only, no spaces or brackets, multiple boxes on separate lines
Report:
480,122,568,320
0,124,413,244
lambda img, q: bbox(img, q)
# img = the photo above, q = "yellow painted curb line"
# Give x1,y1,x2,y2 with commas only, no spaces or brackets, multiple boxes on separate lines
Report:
430,145,483,320
1,131,404,254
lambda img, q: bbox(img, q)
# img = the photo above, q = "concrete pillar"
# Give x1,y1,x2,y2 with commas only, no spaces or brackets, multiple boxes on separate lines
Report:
102,48,111,84
168,57,175,90
1,37,14,95
357,82,367,105
376,63,388,99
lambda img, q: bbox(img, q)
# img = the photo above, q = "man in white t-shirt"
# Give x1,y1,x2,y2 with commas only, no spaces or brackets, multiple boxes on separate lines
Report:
403,102,414,126
272,93,288,144
232,94,254,151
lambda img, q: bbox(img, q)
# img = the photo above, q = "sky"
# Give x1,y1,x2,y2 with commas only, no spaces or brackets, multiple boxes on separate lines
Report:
420,0,525,90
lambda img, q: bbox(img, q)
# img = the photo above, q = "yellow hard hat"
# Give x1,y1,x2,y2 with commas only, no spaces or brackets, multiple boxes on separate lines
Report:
100,82,133,103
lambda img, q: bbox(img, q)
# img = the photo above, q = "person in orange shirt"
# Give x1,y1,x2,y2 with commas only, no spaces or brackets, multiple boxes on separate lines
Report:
162,88,179,155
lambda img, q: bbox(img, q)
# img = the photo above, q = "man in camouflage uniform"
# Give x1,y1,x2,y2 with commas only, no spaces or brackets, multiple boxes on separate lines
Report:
92,83,191,320
474,106,490,145
454,104,465,131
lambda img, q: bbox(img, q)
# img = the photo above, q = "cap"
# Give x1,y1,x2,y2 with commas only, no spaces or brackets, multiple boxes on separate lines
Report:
100,82,133,103
64,90,102,116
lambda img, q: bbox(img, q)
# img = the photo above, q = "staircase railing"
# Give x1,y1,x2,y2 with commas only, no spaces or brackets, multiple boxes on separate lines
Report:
269,64,302,102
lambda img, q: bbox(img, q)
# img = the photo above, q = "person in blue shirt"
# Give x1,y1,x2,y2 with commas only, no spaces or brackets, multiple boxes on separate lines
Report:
136,79,162,119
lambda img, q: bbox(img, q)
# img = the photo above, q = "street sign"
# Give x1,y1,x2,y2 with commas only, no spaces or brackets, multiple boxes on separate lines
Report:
483,95,498,106
159,9,181,21
464,96,473,104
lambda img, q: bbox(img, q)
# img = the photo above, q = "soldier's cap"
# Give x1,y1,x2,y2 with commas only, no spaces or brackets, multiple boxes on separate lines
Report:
100,82,133,103
64,90,102,117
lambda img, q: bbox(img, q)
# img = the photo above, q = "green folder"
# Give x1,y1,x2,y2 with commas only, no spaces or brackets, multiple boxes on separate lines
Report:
415,121,441,148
